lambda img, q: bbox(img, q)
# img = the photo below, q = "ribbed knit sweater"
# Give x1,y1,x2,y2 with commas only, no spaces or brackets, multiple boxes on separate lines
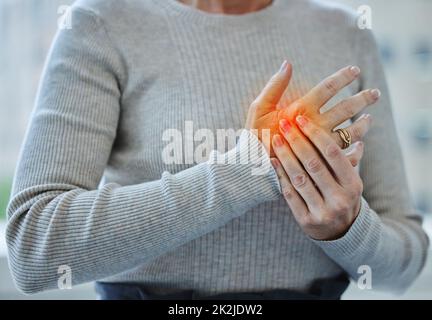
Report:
6,0,429,296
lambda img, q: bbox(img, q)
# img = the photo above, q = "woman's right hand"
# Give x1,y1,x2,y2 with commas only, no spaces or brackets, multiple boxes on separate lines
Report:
245,61,381,157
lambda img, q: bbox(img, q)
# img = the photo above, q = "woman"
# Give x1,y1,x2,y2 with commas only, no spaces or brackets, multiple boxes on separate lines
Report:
6,0,428,299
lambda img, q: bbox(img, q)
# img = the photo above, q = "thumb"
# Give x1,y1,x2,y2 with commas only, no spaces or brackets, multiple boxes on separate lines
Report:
253,61,292,117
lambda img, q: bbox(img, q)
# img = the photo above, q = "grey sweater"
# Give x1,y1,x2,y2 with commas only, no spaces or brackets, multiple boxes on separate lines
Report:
6,0,429,295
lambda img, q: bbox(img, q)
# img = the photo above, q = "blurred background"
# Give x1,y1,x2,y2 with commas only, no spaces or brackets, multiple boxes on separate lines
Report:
0,0,431,299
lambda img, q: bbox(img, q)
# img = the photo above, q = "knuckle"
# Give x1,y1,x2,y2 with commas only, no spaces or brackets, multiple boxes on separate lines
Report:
335,99,350,116
291,172,308,189
324,77,339,95
313,214,327,226
344,102,356,118
351,125,363,141
299,214,313,227
268,76,283,89
306,158,322,174
351,179,364,197
269,78,280,88
326,143,340,158
282,186,294,200
332,198,350,214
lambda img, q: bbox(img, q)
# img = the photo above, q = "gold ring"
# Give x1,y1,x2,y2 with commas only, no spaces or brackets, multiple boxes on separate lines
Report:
336,128,352,149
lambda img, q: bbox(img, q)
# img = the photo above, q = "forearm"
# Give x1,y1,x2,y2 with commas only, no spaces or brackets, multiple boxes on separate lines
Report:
313,197,428,292
315,24,429,291
6,131,280,294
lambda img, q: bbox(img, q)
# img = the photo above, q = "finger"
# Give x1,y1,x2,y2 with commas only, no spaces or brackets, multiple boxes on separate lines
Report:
253,61,292,117
300,65,361,111
271,158,309,221
323,88,381,128
346,141,365,167
272,134,324,211
331,113,372,148
278,119,341,199
295,115,356,186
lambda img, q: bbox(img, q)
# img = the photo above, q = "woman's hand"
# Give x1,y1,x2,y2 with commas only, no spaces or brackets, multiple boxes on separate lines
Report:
245,61,380,156
271,115,365,241
245,61,293,154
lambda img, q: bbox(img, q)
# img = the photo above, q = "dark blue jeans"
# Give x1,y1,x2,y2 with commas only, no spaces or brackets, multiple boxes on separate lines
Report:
95,274,349,300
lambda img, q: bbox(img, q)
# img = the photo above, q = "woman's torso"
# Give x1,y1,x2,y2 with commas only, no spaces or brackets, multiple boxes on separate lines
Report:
94,0,359,295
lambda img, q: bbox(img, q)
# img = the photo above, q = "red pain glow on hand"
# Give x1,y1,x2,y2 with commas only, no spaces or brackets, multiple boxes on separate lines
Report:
277,99,310,130
276,80,311,124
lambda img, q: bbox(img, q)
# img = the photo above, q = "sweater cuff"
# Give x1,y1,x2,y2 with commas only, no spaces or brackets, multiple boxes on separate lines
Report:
207,129,281,200
311,197,382,260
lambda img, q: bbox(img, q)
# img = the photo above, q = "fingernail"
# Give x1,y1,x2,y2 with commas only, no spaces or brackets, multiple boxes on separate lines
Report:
296,115,308,127
273,134,284,147
279,60,288,74
350,66,361,76
279,119,292,133
363,113,372,122
359,113,370,121
370,89,381,99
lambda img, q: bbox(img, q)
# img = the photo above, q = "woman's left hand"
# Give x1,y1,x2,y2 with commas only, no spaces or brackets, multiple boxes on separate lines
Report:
271,114,364,241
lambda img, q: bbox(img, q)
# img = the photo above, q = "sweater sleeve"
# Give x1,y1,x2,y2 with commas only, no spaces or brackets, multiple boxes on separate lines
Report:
5,8,280,294
313,27,429,292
